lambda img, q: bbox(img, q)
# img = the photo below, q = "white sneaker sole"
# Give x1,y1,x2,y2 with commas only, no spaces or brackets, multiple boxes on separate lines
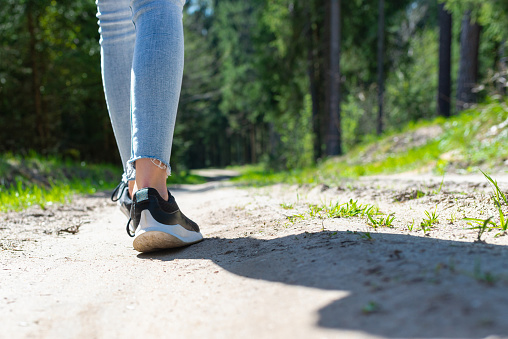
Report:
133,210,203,253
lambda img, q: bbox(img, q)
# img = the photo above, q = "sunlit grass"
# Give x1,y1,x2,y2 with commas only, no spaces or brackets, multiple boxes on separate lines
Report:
0,152,120,212
233,98,508,185
0,178,106,212
0,152,205,212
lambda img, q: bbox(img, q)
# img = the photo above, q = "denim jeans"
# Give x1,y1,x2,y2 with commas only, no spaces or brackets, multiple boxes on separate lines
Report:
96,0,186,182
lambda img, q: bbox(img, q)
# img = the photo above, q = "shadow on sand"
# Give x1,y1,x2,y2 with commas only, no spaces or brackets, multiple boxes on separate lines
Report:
138,230,508,338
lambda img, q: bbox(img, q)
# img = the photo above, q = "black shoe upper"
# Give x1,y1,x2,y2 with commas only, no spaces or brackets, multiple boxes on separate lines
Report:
127,187,200,237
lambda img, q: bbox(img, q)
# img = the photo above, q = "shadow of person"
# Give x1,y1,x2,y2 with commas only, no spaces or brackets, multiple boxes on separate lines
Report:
138,231,508,338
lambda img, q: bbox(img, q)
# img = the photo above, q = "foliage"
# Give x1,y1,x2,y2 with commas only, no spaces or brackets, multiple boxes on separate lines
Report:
234,99,508,185
385,28,439,126
0,0,506,173
442,0,508,41
0,0,113,162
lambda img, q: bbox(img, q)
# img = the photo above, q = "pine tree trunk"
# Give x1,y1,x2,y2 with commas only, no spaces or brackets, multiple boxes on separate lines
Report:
498,40,506,96
250,125,256,164
325,0,341,156
376,0,385,134
456,11,481,112
438,3,452,117
268,123,279,161
306,7,322,162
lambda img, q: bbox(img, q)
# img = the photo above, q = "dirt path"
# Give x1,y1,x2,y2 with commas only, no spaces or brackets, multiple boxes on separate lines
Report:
2,174,508,338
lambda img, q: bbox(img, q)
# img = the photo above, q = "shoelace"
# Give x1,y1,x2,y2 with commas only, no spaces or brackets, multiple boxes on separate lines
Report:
126,218,134,237
111,181,128,202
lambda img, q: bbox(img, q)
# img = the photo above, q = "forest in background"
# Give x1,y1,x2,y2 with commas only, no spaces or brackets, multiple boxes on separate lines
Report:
0,0,507,173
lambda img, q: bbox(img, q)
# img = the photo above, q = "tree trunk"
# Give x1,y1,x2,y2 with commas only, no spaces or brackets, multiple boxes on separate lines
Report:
376,0,385,135
250,124,256,164
243,132,249,164
456,11,481,112
498,40,506,96
325,0,341,156
268,123,279,161
306,7,322,162
27,3,45,148
438,3,452,117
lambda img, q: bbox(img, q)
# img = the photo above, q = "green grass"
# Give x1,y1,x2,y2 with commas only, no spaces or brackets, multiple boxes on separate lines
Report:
0,152,205,212
464,171,508,237
285,199,395,230
306,199,381,220
420,207,439,235
233,98,508,186
0,152,120,212
326,199,380,219
367,213,396,228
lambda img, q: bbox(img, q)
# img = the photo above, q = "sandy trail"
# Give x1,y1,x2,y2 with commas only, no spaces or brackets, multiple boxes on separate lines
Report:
2,174,508,338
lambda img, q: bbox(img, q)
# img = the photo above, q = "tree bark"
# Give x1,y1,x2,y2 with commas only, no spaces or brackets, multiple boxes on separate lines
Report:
438,3,452,117
376,0,385,134
325,0,341,156
456,11,481,112
498,40,506,96
250,124,256,164
268,122,279,162
306,5,322,162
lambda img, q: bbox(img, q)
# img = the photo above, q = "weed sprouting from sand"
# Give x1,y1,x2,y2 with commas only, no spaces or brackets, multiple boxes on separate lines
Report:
367,213,395,228
464,171,508,235
482,171,508,231
432,175,446,195
447,212,457,224
286,214,305,224
280,203,294,210
308,204,325,218
420,206,439,235
475,217,492,243
327,199,380,218
473,259,496,285
362,301,380,314
408,219,416,231
346,230,373,240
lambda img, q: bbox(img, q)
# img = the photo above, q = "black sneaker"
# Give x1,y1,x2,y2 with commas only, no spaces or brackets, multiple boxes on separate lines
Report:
127,187,203,252
111,181,133,218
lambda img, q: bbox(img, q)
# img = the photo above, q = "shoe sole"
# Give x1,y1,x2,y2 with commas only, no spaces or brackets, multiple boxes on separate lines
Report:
132,210,203,253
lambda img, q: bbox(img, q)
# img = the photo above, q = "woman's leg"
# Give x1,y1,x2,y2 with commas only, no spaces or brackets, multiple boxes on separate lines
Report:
96,0,135,183
127,0,186,200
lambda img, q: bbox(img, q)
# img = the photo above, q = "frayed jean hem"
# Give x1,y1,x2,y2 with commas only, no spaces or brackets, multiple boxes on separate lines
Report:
125,156,172,181
121,173,132,183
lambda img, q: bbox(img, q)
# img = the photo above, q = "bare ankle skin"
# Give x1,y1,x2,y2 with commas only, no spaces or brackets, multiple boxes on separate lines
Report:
132,158,169,200
128,180,135,197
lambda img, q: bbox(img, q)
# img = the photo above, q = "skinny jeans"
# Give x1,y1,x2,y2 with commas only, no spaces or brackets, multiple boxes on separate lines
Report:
96,0,185,181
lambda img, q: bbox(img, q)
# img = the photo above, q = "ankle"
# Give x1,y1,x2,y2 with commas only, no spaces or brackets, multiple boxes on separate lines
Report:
133,158,169,200
128,180,135,197
133,182,168,200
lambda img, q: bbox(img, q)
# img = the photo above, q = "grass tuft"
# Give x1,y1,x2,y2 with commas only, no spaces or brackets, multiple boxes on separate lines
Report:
464,171,508,235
